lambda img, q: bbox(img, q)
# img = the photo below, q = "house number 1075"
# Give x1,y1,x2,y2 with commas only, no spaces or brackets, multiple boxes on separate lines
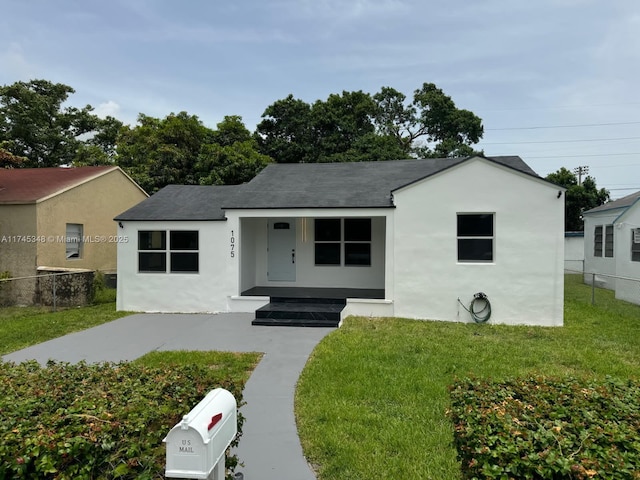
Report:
230,231,235,258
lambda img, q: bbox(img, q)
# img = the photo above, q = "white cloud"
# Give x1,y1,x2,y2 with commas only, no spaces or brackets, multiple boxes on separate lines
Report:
94,100,121,119
0,43,35,81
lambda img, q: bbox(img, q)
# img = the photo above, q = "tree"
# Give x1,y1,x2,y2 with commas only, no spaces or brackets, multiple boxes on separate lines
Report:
196,116,271,185
254,95,315,163
545,167,610,231
373,83,483,158
0,145,26,168
0,79,108,167
255,83,483,163
116,113,270,192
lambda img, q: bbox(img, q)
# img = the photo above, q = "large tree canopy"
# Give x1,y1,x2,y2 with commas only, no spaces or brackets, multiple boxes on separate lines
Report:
0,79,119,167
255,83,483,163
116,113,271,193
545,167,610,231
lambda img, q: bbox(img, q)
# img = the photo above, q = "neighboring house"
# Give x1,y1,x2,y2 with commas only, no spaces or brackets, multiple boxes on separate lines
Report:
115,155,565,327
583,190,640,305
564,231,584,272
0,166,148,280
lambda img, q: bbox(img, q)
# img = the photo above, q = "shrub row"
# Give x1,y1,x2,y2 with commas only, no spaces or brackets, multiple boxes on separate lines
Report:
0,360,244,479
449,376,640,479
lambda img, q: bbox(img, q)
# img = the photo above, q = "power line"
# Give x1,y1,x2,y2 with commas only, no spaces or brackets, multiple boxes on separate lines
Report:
522,153,640,159
486,121,640,131
482,136,640,145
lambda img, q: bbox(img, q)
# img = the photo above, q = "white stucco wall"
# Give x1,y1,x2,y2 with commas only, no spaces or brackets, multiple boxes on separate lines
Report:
391,158,564,326
116,220,235,312
564,234,584,273
583,210,619,290
614,204,640,304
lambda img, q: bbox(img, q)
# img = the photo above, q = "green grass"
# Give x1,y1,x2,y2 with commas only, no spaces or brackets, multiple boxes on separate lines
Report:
0,303,132,356
295,275,640,479
134,350,262,385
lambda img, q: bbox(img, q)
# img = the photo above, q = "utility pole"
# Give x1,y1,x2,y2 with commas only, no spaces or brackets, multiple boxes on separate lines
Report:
573,165,589,185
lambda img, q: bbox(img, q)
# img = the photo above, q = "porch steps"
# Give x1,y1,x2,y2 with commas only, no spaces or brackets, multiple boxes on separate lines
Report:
252,297,345,327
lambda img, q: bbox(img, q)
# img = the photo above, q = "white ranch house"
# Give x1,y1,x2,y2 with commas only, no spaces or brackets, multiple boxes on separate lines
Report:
115,156,565,327
583,190,640,305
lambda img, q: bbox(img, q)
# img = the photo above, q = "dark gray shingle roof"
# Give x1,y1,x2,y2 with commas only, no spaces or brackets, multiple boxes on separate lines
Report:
223,155,539,209
115,184,236,221
583,190,640,215
115,156,541,221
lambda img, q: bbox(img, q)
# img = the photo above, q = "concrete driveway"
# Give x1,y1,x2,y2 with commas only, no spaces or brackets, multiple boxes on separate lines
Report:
3,312,334,480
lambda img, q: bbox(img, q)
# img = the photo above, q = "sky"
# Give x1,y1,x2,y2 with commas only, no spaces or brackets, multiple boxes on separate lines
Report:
1,0,639,198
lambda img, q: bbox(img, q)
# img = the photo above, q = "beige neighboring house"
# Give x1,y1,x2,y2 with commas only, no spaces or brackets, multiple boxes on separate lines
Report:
0,166,148,280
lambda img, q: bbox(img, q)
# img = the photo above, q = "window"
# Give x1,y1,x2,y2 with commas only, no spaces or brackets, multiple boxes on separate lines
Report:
604,225,614,258
344,218,371,266
66,223,83,259
314,218,372,266
594,226,603,256
632,229,640,262
593,225,614,258
457,214,494,262
170,231,199,272
315,219,341,265
138,230,199,273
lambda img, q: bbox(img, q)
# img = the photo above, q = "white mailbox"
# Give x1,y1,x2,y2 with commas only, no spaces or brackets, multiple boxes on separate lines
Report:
164,388,237,479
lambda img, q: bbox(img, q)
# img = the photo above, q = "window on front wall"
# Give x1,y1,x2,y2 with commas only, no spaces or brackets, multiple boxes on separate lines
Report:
138,230,199,273
314,218,372,266
632,229,640,262
66,223,83,259
457,214,494,262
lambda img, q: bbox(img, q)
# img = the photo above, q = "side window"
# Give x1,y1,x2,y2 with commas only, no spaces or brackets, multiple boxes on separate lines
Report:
457,214,494,262
594,225,603,257
66,223,83,259
632,229,640,262
604,225,614,258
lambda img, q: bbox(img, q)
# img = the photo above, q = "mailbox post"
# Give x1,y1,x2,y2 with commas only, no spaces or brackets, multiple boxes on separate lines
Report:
164,388,237,480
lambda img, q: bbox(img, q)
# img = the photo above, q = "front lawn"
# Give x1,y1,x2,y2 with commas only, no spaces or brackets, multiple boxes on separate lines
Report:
0,303,132,356
295,275,640,479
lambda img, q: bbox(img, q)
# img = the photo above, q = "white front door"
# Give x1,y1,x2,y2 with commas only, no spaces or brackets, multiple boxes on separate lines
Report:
267,219,296,282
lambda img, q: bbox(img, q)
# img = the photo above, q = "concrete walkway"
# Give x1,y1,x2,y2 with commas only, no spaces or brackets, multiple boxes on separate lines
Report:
3,313,334,480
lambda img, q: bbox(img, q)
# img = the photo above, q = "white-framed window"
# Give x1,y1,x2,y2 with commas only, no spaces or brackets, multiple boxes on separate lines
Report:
457,213,494,262
138,230,199,273
66,223,83,259
632,229,640,262
594,224,614,258
314,218,372,266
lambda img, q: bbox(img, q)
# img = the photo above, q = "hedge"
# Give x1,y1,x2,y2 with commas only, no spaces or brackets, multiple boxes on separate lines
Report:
0,360,245,479
449,376,640,479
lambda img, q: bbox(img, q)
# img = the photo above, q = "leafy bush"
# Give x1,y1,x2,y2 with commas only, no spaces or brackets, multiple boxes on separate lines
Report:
0,360,245,479
449,376,640,479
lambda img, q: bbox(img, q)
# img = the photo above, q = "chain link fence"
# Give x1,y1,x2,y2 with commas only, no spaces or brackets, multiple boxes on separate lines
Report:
565,269,640,307
0,270,96,311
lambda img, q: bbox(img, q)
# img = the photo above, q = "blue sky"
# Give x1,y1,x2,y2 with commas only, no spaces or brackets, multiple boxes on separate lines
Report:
1,0,639,197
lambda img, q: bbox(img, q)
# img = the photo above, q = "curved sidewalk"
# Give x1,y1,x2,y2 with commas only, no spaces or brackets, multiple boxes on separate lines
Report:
3,313,334,480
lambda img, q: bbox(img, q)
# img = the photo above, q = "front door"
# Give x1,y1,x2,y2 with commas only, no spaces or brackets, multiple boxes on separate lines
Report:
267,219,296,282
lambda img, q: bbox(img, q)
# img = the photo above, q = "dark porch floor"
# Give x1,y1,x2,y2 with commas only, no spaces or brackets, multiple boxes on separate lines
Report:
241,286,385,300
